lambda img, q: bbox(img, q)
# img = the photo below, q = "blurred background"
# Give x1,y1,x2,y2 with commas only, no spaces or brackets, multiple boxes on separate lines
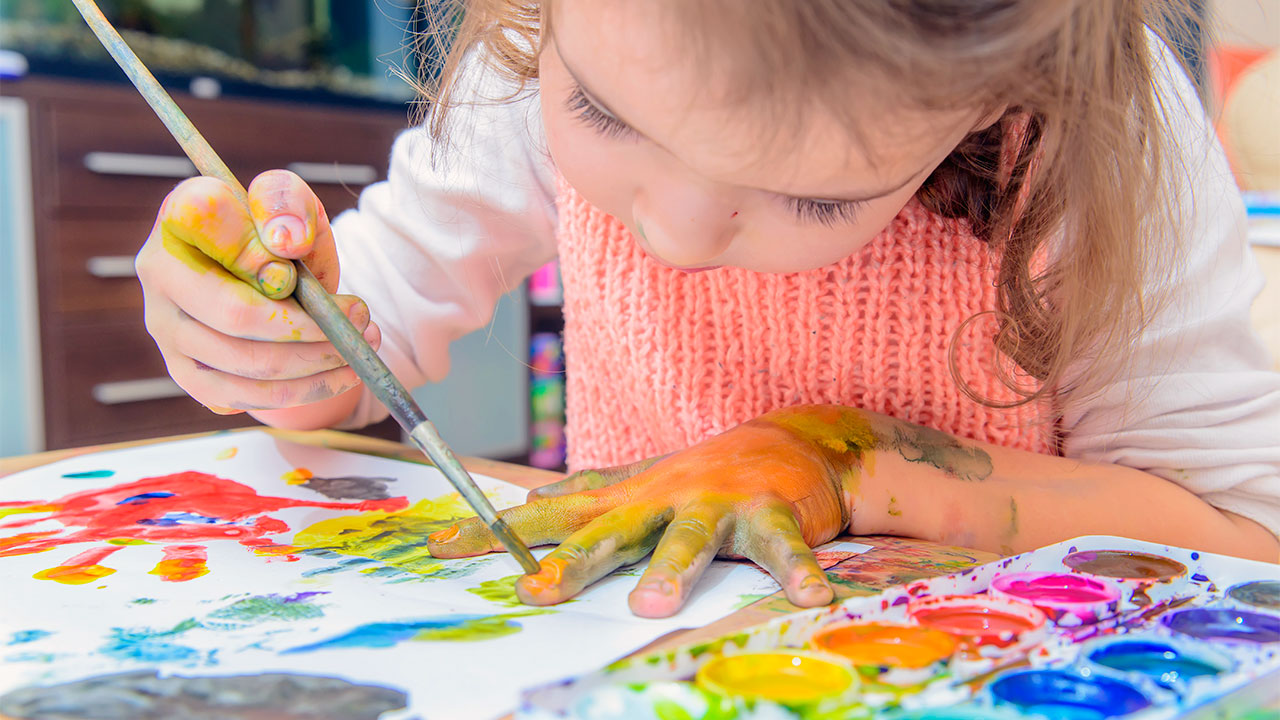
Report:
0,1,1275,468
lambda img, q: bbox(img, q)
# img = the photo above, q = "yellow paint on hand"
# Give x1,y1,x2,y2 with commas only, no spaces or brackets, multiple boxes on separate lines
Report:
763,405,877,457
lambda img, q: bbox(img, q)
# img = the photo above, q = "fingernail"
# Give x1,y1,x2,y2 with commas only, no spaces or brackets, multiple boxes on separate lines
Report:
347,299,370,327
263,216,306,255
257,261,294,296
428,525,460,543
800,574,826,590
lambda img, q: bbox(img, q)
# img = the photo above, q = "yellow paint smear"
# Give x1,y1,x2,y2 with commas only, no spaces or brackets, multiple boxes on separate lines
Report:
34,564,116,585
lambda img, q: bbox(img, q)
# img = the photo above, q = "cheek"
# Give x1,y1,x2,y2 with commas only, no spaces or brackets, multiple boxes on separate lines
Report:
744,193,913,273
542,104,638,227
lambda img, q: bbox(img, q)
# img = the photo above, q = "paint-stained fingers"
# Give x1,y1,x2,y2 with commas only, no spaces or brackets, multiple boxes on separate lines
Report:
143,235,373,344
169,307,380,380
427,489,624,558
515,503,673,606
527,454,670,500
164,353,363,413
628,503,733,618
738,503,835,608
157,176,296,299
247,170,341,293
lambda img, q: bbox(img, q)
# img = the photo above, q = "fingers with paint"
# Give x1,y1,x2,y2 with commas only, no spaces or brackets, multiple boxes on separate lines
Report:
429,406,887,617
137,170,377,423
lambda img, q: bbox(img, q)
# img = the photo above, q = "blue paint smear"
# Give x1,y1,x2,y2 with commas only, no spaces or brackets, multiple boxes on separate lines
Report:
117,491,176,505
1190,552,1200,560
61,469,115,479
137,511,222,526
1191,572,1210,583
990,669,1150,719
7,629,51,645
4,652,56,663
283,615,509,654
98,619,212,667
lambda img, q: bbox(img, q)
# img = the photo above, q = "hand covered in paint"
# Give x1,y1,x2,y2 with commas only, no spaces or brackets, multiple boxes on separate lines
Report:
428,406,874,618
136,170,379,416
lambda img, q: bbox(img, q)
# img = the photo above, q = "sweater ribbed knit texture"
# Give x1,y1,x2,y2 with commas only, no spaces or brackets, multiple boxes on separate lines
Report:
556,182,1054,472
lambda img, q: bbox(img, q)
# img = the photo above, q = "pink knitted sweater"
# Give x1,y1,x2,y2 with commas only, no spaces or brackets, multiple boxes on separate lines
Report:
556,183,1055,472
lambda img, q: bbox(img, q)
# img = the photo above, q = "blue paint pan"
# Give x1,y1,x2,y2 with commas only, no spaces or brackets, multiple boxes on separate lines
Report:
989,669,1151,719
1084,637,1232,690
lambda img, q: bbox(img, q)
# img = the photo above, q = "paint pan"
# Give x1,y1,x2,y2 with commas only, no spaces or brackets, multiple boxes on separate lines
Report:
1225,580,1280,613
1083,636,1233,692
808,621,957,688
906,594,1046,653
693,651,858,709
1062,550,1187,607
989,571,1121,627
1163,608,1280,644
989,668,1152,719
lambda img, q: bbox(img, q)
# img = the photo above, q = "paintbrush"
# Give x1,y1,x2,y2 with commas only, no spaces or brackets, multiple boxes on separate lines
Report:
70,0,541,575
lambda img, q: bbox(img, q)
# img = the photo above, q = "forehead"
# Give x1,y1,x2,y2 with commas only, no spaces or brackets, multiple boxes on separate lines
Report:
549,0,979,197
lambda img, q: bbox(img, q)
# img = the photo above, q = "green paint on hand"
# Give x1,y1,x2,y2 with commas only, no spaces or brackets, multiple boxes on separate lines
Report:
886,424,993,482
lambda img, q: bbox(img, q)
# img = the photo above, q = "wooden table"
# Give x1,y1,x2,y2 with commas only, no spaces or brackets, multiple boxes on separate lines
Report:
0,427,998,717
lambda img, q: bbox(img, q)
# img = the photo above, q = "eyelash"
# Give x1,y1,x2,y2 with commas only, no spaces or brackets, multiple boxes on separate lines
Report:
566,85,863,227
783,197,866,227
565,86,636,140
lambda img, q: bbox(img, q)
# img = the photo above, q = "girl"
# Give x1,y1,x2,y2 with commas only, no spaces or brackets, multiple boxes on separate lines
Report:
137,0,1280,618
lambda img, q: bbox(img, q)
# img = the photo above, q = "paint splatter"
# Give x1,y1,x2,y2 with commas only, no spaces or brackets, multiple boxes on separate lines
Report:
34,546,122,584
215,447,238,460
282,467,314,485
887,424,993,482
7,630,51,645
284,612,547,653
467,575,523,606
887,496,902,517
148,545,210,582
209,592,327,623
98,618,211,666
0,670,407,720
299,475,396,501
289,494,493,579
132,598,156,605
0,471,408,581
61,470,115,479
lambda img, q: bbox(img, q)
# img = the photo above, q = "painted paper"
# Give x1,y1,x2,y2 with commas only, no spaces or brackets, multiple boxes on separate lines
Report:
0,431,853,719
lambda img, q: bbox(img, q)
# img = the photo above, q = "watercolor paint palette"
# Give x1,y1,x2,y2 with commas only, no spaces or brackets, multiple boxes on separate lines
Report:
517,536,1280,719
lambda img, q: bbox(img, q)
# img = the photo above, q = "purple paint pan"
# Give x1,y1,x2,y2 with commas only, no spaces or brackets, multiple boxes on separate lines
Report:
1062,549,1188,607
1163,608,1280,644
989,571,1121,627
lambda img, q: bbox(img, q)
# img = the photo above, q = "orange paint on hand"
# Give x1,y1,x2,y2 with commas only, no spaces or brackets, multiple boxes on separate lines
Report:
149,544,210,582
519,557,569,599
33,546,123,585
428,524,461,543
282,468,313,485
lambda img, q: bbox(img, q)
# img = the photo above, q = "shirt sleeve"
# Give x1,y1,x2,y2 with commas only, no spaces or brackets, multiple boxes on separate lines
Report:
330,64,559,428
1060,32,1280,537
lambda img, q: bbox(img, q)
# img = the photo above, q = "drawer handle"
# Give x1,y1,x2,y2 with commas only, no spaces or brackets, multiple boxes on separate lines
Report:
286,161,377,186
92,377,187,405
86,255,138,279
84,151,196,178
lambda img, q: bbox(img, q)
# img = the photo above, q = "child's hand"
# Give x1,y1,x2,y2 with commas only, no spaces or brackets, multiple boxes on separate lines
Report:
429,410,862,618
135,170,379,414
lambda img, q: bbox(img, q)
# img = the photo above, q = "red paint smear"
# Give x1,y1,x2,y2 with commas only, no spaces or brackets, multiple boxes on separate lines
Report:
34,545,123,584
240,537,302,562
0,471,409,557
150,544,209,582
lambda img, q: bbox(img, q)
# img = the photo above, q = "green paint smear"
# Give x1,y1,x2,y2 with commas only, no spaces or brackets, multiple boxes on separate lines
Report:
731,593,770,610
61,469,115,478
467,575,522,606
412,611,548,642
131,598,156,605
209,594,324,623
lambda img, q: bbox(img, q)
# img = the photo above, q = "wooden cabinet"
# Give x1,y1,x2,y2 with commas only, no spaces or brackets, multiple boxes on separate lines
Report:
2,76,407,449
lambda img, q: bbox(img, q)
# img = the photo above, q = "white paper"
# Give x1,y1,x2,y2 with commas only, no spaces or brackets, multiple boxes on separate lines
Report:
0,431,860,719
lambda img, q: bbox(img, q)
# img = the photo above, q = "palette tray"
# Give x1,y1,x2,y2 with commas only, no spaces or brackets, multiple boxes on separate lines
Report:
516,536,1280,719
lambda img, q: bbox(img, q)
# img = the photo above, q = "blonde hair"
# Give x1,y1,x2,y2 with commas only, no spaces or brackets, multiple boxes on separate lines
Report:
412,0,1197,408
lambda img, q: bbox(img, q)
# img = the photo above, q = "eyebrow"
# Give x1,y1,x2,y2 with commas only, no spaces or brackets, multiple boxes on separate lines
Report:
559,53,930,204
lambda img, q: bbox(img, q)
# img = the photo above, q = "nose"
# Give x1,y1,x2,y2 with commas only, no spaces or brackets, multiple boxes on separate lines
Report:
632,180,735,268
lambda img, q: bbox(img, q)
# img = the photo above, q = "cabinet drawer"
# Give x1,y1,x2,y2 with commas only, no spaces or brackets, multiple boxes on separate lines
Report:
46,215,152,315
43,319,256,449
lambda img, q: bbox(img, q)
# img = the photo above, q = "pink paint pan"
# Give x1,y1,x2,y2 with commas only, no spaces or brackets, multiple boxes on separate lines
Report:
989,571,1121,627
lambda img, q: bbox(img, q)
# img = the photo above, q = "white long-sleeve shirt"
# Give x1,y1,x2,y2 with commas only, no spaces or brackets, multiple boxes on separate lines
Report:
332,41,1280,537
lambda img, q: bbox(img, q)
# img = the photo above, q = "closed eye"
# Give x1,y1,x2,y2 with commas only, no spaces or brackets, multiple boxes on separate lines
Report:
565,85,637,140
783,197,866,227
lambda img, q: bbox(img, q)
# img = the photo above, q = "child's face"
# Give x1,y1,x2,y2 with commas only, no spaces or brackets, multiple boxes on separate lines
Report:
541,0,997,274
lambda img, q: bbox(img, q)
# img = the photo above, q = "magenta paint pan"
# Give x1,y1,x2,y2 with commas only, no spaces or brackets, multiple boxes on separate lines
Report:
1062,549,1188,607
989,571,1121,627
